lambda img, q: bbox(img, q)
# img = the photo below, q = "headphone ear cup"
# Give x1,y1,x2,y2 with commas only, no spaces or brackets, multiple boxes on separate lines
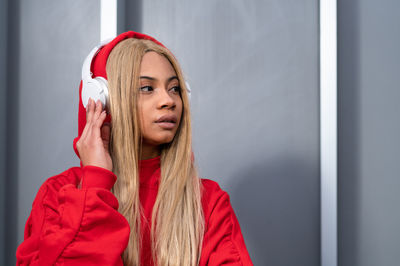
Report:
185,81,191,100
82,77,109,110
95,77,109,110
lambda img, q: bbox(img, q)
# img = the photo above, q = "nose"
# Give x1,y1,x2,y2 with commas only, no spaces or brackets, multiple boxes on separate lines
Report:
157,87,176,110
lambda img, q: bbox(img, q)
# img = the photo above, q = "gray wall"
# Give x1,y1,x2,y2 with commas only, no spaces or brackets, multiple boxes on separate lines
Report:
135,1,321,265
3,1,322,265
338,1,400,266
1,0,100,264
0,0,8,264
2,0,20,264
4,1,400,265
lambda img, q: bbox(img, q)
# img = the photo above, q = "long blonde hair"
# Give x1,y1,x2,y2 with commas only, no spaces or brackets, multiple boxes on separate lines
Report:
106,38,204,266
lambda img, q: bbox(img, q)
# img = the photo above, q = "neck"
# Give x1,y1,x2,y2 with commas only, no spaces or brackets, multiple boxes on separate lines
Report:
140,142,161,160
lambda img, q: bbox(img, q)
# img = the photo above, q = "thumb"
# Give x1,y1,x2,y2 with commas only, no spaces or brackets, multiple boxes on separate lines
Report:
101,123,111,151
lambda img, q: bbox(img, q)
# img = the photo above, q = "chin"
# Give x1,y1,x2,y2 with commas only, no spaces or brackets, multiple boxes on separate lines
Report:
159,135,176,145
148,133,177,146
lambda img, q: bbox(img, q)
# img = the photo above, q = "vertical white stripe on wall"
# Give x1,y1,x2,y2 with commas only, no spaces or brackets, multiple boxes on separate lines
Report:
320,0,337,266
101,0,117,41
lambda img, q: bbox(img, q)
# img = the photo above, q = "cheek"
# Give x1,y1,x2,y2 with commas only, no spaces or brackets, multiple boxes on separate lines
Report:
138,102,151,133
177,99,183,123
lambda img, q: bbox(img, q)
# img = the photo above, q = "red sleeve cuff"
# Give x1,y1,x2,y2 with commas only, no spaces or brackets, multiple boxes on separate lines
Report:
81,165,117,190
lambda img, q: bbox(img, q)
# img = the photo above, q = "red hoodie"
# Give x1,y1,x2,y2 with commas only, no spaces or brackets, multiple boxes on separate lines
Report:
16,31,253,265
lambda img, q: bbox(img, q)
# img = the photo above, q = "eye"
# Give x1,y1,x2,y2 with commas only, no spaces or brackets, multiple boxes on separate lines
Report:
170,86,181,93
140,86,153,92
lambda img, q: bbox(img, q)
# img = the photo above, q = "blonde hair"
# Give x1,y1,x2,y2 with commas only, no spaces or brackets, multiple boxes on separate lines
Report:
106,38,204,266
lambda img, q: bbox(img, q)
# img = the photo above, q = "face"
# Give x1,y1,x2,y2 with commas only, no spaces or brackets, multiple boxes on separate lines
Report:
137,51,183,148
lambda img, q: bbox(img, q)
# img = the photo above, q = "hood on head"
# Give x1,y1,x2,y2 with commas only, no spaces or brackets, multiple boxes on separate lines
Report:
73,31,166,160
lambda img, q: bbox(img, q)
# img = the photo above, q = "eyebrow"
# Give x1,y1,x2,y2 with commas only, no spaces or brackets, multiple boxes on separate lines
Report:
140,76,178,82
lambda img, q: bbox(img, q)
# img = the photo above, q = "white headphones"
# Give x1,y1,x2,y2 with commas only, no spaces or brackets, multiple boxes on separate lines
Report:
81,39,191,111
81,39,111,110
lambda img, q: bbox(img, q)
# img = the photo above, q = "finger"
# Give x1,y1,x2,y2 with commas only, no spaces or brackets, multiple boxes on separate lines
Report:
82,123,93,142
86,98,95,124
94,110,107,128
79,122,93,148
92,111,107,140
92,100,103,123
79,124,89,142
82,105,102,145
81,99,93,141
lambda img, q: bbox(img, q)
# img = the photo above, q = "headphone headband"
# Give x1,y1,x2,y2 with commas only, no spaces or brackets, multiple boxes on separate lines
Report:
82,38,112,82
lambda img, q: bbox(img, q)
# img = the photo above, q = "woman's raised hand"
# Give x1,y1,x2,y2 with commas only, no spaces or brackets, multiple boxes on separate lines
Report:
76,98,113,172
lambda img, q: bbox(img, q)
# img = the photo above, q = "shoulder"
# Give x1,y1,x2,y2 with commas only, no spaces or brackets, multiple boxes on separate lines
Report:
40,167,82,191
199,178,253,265
32,167,82,207
201,178,226,199
200,178,232,221
25,167,83,236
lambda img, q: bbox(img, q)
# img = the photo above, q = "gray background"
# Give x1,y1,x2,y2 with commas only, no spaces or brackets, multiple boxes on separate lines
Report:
126,1,320,265
3,0,398,266
1,1,320,265
0,0,100,265
338,0,400,266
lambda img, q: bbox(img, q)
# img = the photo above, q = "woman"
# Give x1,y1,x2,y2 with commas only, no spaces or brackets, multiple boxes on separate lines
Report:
16,31,252,266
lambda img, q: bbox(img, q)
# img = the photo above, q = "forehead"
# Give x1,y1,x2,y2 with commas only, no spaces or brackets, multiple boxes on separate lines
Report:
140,51,176,77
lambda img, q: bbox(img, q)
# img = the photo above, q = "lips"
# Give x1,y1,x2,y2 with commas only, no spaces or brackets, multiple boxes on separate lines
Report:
155,114,178,124
155,115,178,130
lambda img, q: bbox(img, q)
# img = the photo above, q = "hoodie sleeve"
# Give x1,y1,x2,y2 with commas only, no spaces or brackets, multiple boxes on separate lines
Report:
199,180,253,266
16,166,130,266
